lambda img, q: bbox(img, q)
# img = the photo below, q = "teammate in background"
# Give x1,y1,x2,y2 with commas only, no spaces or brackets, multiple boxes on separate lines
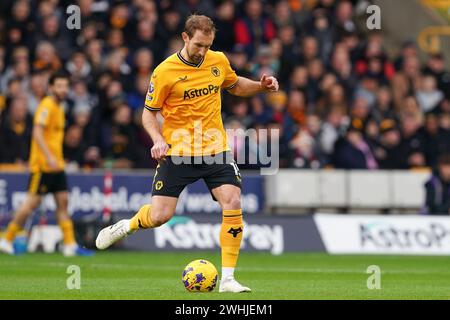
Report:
96,15,278,292
0,72,91,256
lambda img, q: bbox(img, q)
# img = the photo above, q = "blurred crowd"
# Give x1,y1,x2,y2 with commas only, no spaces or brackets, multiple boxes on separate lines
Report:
0,0,450,170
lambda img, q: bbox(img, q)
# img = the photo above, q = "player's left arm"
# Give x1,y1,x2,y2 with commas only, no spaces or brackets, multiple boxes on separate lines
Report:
227,74,279,97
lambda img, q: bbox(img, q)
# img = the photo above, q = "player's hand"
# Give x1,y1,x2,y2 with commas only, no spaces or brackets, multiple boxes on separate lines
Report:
151,139,169,161
260,74,279,92
47,155,59,170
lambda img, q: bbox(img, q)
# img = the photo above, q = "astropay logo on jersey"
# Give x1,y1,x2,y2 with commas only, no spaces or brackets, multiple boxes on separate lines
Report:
154,216,284,254
183,85,220,100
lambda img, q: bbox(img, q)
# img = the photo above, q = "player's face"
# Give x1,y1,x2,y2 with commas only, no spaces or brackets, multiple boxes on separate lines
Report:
50,78,70,101
183,30,214,64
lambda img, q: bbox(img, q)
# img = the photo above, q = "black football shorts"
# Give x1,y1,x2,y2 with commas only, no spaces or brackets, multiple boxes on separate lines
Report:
28,171,68,195
151,151,242,200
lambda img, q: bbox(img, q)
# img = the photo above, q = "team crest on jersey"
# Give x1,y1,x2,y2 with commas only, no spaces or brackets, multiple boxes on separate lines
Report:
39,109,48,123
211,66,220,77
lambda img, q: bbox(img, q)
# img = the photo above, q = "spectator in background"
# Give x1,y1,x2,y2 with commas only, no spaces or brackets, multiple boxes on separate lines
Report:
334,0,357,36
234,0,276,58
4,78,23,106
63,124,86,170
317,82,347,118
132,48,153,81
72,103,99,149
75,20,99,49
415,75,444,113
392,55,421,113
288,65,308,93
65,51,92,83
157,6,183,43
101,104,144,168
35,14,73,61
132,20,164,64
273,0,304,32
266,90,296,142
105,29,127,56
68,80,97,114
287,89,307,127
249,45,279,79
84,39,104,76
299,36,319,66
333,118,378,169
319,106,348,162
398,111,426,168
1,57,30,94
0,96,32,165
249,95,272,125
423,53,450,98
306,58,324,106
307,8,334,62
4,0,34,61
370,86,395,125
423,153,450,215
27,72,47,114
213,0,236,52
177,0,215,20
289,114,323,169
394,40,418,72
374,118,404,169
108,2,134,36
226,97,253,128
276,25,298,83
127,74,148,113
350,95,371,123
33,41,62,73
419,109,450,167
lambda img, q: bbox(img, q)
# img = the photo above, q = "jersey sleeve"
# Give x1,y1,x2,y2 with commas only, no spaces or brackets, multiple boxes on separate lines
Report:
145,66,170,111
220,52,239,90
34,102,51,127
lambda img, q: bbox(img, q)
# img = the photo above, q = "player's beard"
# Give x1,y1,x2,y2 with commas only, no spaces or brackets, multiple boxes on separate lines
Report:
187,48,202,64
53,92,67,103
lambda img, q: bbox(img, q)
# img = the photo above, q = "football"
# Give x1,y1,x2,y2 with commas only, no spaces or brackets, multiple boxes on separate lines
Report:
182,259,218,292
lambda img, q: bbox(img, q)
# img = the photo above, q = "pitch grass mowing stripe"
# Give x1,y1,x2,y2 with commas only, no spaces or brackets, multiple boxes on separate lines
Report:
0,252,449,300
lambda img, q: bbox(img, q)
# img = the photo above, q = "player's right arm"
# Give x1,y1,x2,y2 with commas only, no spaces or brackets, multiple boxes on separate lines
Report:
32,124,58,170
33,103,59,170
142,109,169,160
143,66,170,161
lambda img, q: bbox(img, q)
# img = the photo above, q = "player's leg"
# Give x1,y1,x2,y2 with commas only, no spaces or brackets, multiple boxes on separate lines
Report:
211,184,251,293
205,153,250,292
129,195,178,230
0,194,41,254
0,171,44,254
54,191,76,246
96,196,178,250
49,171,87,256
53,190,87,256
96,157,186,250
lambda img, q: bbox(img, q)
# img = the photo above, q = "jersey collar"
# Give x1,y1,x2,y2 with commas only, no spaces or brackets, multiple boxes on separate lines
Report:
177,51,204,68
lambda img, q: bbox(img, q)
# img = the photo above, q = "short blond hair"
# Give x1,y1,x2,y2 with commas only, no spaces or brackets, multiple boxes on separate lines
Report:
184,14,216,38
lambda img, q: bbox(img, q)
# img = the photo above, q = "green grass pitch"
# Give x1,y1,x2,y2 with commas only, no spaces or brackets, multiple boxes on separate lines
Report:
0,251,449,300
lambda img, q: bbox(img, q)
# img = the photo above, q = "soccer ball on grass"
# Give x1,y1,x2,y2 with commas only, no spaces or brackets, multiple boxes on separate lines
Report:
182,259,218,292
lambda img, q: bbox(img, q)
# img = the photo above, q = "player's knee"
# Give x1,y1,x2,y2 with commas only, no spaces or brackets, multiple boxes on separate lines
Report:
223,197,241,210
150,209,172,227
